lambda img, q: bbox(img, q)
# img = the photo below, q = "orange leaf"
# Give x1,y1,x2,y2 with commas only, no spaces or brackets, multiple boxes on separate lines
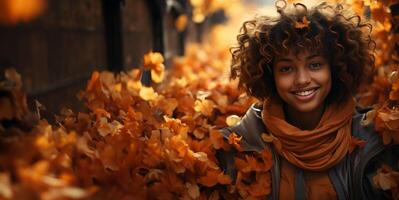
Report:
228,133,242,151
260,149,273,171
94,108,110,120
294,16,310,29
209,129,229,150
198,170,219,187
217,172,232,185
194,99,215,117
248,172,271,197
349,136,367,153
186,182,200,199
86,71,100,92
175,15,188,32
235,155,263,173
373,164,399,190
156,98,178,117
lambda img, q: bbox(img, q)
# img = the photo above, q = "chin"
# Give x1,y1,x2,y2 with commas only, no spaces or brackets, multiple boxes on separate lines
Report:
289,102,322,113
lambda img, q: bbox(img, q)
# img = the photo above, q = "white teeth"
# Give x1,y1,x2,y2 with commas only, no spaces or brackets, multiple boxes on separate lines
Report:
294,89,315,96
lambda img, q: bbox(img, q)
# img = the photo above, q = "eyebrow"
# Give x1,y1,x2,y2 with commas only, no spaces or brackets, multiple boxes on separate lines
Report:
275,54,322,63
306,54,321,60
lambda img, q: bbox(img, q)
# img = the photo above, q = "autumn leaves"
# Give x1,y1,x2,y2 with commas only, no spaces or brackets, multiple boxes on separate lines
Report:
0,41,265,199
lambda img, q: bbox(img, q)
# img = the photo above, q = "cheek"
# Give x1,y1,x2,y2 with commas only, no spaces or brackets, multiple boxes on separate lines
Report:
327,76,332,91
319,70,332,93
274,75,292,93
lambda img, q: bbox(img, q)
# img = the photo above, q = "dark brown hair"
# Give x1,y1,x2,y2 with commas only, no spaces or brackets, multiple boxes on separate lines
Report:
230,1,375,103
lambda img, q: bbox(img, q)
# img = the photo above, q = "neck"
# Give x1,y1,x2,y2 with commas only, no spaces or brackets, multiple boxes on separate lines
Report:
284,103,326,130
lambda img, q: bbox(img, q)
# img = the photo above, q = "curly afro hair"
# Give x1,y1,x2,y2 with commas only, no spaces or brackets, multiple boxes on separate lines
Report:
230,1,375,104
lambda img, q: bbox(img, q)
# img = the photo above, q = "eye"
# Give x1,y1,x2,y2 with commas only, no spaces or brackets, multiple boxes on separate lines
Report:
309,63,322,70
279,66,293,73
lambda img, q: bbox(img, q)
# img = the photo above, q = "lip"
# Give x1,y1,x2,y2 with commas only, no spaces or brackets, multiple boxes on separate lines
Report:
291,87,319,101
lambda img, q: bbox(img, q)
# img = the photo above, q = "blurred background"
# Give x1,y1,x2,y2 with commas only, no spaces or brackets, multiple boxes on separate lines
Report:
0,0,398,113
0,0,275,114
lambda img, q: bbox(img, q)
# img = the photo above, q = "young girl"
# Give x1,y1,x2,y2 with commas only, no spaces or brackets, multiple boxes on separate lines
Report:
219,1,399,199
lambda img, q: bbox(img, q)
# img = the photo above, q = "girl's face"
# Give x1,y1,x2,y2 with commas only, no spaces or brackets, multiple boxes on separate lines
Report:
273,50,332,114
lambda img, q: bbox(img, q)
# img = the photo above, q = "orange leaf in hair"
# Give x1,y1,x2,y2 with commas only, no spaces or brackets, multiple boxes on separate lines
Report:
294,16,310,29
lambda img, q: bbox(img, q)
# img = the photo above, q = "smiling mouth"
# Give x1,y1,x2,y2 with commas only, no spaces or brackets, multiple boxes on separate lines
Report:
292,88,318,97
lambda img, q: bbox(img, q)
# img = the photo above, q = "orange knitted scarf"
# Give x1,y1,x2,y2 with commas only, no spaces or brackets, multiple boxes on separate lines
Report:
262,98,355,171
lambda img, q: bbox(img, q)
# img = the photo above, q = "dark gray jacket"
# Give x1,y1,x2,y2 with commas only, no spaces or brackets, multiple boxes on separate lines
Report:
219,104,399,200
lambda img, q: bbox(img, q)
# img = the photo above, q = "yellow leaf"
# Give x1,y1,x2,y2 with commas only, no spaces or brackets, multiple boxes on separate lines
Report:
0,173,12,199
76,132,99,159
42,187,90,200
186,182,200,199
191,151,208,162
139,86,159,101
127,80,142,93
144,52,164,70
97,117,123,137
194,99,215,117
151,63,165,83
226,115,241,126
360,109,377,126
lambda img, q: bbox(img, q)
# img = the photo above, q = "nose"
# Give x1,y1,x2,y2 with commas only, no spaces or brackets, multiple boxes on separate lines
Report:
294,67,311,86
